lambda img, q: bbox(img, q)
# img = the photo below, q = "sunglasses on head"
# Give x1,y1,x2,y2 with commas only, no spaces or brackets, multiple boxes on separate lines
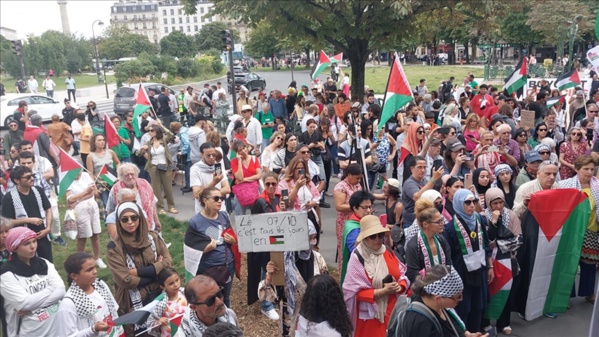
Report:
120,215,139,223
463,199,477,206
208,196,225,202
192,287,224,306
368,232,386,240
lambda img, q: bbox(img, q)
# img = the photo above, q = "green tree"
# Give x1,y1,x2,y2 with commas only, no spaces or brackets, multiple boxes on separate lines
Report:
114,58,157,84
182,0,455,100
176,58,200,78
195,22,239,52
138,52,178,76
160,30,196,58
98,24,158,60
244,20,280,58
526,0,596,46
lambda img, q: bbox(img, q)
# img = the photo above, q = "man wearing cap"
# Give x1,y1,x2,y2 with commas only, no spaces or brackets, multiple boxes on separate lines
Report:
240,104,262,156
513,161,558,219
189,114,208,164
516,150,543,189
306,86,318,102
460,85,474,100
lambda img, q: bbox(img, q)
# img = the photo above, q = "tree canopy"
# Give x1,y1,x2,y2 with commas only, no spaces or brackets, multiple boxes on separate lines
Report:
98,24,158,60
160,30,196,58
195,22,239,52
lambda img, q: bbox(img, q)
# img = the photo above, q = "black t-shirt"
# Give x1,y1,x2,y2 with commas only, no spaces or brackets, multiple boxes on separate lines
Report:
324,83,337,101
158,93,171,115
1,186,51,233
402,298,465,337
62,107,75,125
592,139,599,153
299,130,324,157
526,101,546,120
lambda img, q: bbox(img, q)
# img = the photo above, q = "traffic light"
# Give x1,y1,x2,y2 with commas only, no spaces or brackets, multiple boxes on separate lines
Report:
11,40,23,56
221,30,233,52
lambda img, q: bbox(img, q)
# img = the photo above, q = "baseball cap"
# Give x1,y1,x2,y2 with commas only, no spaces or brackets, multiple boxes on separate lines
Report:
524,150,542,163
447,138,465,152
386,178,400,189
241,104,253,112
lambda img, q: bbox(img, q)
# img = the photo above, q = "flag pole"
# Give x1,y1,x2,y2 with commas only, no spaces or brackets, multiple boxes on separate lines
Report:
377,53,396,130
133,314,184,336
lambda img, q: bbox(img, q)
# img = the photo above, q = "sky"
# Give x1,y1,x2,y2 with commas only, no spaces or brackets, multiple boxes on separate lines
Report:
0,0,113,39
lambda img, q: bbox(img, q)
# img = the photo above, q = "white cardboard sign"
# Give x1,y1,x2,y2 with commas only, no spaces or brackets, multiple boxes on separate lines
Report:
235,211,310,253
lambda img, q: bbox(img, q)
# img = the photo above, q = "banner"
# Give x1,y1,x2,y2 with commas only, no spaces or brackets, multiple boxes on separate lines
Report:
587,45,599,72
236,211,309,253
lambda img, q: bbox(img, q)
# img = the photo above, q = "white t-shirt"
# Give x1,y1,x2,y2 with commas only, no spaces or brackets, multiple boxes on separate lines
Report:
150,145,167,165
71,119,83,141
243,117,263,149
67,171,94,197
190,162,227,213
42,79,56,90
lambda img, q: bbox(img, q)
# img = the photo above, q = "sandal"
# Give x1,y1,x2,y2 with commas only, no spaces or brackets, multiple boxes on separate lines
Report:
159,209,166,215
168,207,179,214
586,295,595,304
502,326,512,335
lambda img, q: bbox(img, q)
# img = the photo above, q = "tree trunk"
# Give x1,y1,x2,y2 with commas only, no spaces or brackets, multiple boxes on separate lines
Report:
347,44,368,103
465,41,470,64
305,48,311,68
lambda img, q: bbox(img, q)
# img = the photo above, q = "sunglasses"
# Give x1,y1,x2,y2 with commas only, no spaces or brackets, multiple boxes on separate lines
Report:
538,128,547,132
518,133,527,137
192,287,224,306
276,137,283,140
9,124,17,127
539,151,550,155
368,232,386,240
120,215,139,223
463,199,477,206
571,133,581,136
299,150,309,154
208,196,225,202
21,174,33,180
417,130,424,134
265,182,277,187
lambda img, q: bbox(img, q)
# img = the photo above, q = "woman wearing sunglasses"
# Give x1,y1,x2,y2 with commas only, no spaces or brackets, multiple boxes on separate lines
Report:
186,187,239,308
443,189,492,333
106,202,173,336
260,131,285,173
402,265,489,337
528,122,549,148
399,122,425,184
343,215,409,337
559,127,589,180
512,127,531,167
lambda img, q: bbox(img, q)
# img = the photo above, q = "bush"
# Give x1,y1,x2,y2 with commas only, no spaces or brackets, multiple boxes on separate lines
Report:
176,58,200,78
114,59,157,84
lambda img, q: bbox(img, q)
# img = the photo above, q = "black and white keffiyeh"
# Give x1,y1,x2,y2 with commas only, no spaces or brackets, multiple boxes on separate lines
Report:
65,279,117,319
423,267,463,297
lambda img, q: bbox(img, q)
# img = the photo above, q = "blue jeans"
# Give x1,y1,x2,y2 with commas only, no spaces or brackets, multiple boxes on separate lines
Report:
184,160,192,188
330,143,340,175
260,270,275,311
234,195,251,216
46,90,54,98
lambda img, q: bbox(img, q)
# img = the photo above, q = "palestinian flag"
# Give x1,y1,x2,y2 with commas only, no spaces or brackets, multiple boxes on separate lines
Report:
183,224,211,282
485,257,512,320
269,235,284,245
132,83,152,137
546,95,566,108
105,116,120,149
58,148,83,198
504,57,527,95
378,55,413,130
113,292,165,327
555,69,581,91
99,164,118,186
310,50,331,79
169,314,183,336
516,189,590,321
331,52,343,63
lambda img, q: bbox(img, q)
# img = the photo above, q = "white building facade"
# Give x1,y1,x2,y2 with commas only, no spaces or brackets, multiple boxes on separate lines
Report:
110,0,161,44
157,0,214,39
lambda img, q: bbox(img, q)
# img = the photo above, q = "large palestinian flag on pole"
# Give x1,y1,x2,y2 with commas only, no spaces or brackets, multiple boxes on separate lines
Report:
58,148,84,198
504,57,527,95
378,54,413,130
555,69,581,91
546,95,566,108
132,83,152,137
516,189,590,321
331,52,343,63
310,50,331,79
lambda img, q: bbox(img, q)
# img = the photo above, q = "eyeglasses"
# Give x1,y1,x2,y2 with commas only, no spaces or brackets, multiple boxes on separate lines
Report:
192,287,224,306
368,232,386,240
299,150,309,154
538,128,547,132
9,124,17,127
463,199,477,206
358,204,373,210
417,130,424,134
428,219,445,225
539,151,550,155
208,196,225,202
120,215,139,223
588,110,599,113
444,293,463,302
571,133,581,136
21,174,33,180
265,182,277,187
518,133,527,137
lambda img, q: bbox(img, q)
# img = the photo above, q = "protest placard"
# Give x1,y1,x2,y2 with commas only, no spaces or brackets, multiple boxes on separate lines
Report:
520,110,536,129
235,211,310,253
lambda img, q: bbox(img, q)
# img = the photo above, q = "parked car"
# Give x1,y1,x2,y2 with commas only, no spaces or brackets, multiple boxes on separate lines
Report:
113,83,175,117
1,94,79,127
234,72,266,92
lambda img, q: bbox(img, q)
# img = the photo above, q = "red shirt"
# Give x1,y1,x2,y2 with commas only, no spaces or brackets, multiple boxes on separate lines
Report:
231,156,260,177
471,93,495,119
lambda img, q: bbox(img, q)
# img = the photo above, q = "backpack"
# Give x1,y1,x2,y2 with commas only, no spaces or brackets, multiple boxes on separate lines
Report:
386,300,443,337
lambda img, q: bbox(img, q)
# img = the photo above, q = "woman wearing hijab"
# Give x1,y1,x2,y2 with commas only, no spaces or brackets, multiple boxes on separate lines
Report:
443,189,493,333
482,188,521,335
491,164,516,209
343,215,409,337
472,168,491,209
106,202,173,336
4,119,24,150
405,197,453,284
399,122,425,183
0,227,65,337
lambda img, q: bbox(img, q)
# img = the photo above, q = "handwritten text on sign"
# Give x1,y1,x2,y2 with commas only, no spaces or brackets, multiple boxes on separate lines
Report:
236,211,310,253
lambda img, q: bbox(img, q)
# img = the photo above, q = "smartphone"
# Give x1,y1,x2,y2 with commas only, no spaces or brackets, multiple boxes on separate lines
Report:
465,153,474,161
464,173,473,189
467,134,475,139
214,163,222,176
488,145,498,152
298,169,305,176
587,128,594,141
382,274,393,284
281,189,289,208
433,159,443,171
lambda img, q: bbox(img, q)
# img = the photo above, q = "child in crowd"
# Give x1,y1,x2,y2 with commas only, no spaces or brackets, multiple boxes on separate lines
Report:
148,267,188,337
0,217,12,337
59,252,124,337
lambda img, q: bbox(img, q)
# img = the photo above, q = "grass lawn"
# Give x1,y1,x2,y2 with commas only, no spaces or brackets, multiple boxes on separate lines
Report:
363,65,484,93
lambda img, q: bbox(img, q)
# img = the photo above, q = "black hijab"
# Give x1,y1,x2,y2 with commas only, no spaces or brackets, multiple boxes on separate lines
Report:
0,254,48,277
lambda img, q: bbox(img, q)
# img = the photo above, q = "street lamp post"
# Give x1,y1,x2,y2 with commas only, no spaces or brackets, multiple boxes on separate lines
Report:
92,20,104,84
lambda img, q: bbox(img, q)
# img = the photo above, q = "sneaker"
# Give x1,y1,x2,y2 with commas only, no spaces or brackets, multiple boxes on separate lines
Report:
261,308,279,321
319,202,331,208
543,312,558,319
96,258,107,269
53,236,67,246
181,187,193,193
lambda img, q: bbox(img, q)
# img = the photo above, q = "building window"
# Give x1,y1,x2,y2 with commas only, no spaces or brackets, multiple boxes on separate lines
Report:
141,5,145,10
143,23,147,28
201,17,205,23
112,7,117,13
113,15,118,21
179,26,183,32
209,17,212,22
170,9,174,15
193,16,197,23
171,18,175,24
152,22,156,28
124,15,128,20
194,25,199,32
133,15,137,20
134,24,138,29
142,14,146,20
178,9,182,15
163,9,167,15
164,27,168,33
187,26,191,32
186,17,190,23
200,7,204,14
179,17,182,24
172,27,176,32
163,18,167,24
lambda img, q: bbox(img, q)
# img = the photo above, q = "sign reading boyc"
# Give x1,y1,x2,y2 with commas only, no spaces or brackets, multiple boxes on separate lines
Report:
236,211,310,253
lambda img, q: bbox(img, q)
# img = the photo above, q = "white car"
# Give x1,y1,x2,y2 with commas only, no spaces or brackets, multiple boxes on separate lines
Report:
1,94,78,127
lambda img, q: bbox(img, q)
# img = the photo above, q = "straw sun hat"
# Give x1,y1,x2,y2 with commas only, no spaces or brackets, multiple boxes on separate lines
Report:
356,215,390,242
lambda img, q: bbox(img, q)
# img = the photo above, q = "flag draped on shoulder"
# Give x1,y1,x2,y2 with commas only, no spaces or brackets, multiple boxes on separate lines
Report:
105,116,120,149
310,50,331,80
546,95,566,108
504,57,527,95
113,292,165,326
99,164,118,186
58,148,84,198
183,224,212,282
378,55,413,130
555,69,581,91
516,189,590,321
132,83,152,137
